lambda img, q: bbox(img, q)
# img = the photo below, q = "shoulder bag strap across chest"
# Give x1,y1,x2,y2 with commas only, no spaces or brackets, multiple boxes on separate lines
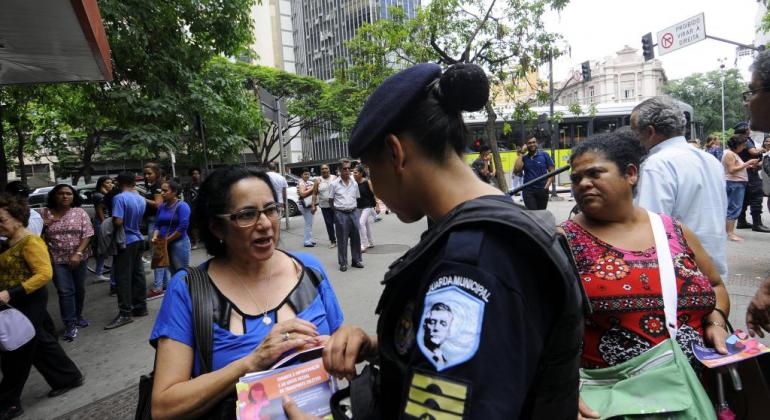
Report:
648,210,678,338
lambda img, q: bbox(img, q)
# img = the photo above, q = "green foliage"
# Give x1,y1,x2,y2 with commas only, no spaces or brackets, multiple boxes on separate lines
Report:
339,1,568,190
1,0,258,185
664,69,747,138
568,102,583,116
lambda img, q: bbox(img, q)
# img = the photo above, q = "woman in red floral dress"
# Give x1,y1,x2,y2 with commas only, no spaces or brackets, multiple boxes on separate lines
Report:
560,131,731,419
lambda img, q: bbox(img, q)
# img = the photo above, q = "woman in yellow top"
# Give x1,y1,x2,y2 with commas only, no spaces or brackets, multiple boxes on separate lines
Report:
0,193,83,420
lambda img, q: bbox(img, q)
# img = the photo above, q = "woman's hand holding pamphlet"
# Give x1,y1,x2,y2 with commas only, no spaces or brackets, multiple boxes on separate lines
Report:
692,329,770,368
236,346,335,420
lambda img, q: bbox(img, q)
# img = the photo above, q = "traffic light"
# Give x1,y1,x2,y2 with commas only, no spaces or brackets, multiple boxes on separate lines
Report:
581,61,591,81
642,32,654,61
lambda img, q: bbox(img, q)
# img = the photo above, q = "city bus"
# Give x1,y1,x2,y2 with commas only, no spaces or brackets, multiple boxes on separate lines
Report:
462,99,697,180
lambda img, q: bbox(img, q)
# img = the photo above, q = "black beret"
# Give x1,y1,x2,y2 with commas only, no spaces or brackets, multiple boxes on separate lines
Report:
734,121,750,134
348,63,442,157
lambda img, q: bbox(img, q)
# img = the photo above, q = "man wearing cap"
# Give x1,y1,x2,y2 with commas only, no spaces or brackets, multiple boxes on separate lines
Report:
631,96,728,280
734,122,770,232
4,182,43,235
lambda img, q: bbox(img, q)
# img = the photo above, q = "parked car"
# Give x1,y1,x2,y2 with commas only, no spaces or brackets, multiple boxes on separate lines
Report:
286,186,300,217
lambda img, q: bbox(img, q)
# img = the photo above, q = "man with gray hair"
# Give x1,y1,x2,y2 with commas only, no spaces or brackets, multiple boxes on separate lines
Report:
631,96,728,280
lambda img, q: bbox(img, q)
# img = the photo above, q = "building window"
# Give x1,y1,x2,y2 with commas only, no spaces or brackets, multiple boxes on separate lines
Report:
588,86,595,103
624,89,634,99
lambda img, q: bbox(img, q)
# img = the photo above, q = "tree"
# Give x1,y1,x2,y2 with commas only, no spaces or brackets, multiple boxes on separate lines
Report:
341,1,568,190
664,69,747,139
235,61,343,165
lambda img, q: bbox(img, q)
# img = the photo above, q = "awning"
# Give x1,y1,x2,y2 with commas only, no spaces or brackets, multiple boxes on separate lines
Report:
0,0,113,85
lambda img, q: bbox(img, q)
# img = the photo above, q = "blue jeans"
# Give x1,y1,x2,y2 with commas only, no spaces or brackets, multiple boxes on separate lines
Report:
52,262,87,326
726,181,747,220
153,236,190,290
300,205,315,245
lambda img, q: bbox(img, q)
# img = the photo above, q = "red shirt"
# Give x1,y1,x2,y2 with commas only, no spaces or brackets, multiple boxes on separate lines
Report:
561,215,716,368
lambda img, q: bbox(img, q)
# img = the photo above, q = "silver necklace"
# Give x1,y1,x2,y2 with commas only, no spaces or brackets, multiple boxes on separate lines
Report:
227,259,274,325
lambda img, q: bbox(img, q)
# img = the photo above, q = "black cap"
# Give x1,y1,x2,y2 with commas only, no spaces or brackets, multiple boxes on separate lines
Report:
734,121,750,134
4,181,31,198
348,63,442,157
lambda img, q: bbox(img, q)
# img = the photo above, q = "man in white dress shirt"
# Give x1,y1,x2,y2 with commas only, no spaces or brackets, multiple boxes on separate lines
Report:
630,96,728,280
329,159,363,271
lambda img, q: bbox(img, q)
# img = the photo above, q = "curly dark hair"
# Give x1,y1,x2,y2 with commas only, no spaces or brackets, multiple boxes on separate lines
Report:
46,184,82,209
194,166,277,258
570,127,646,174
0,193,31,227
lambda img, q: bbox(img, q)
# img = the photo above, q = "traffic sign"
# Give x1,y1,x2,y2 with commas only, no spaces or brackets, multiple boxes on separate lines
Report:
656,13,706,56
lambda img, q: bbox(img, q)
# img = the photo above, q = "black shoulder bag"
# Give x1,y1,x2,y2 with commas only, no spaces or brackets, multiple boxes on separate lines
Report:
134,266,215,420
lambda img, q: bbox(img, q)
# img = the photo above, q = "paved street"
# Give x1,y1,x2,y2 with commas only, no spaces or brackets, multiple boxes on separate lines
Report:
16,197,770,419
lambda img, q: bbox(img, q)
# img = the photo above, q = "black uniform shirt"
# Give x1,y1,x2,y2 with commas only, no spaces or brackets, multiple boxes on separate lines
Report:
377,216,561,419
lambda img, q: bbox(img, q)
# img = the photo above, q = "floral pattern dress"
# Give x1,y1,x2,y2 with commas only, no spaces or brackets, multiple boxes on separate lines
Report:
561,214,716,368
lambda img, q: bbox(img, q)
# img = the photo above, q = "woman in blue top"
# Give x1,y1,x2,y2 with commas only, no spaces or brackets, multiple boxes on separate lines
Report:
149,166,344,419
148,180,191,297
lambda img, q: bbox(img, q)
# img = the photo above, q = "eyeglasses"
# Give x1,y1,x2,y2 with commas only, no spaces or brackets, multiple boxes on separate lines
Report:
217,204,281,227
742,86,769,101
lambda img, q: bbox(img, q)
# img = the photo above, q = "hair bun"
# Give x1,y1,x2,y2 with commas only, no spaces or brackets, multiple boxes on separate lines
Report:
438,63,489,112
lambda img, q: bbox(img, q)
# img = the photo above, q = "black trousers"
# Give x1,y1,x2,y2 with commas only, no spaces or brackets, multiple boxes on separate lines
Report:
320,207,336,244
334,210,362,266
0,287,82,409
522,189,549,210
115,241,147,316
739,178,764,222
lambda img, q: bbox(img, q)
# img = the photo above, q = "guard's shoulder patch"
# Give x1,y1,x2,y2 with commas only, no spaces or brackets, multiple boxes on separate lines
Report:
404,370,470,419
417,285,485,372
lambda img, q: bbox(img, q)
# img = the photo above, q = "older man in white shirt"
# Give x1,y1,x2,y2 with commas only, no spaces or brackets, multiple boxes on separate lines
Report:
330,159,363,271
631,96,728,280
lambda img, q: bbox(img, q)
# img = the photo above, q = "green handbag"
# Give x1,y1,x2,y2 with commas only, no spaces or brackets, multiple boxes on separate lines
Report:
578,212,716,419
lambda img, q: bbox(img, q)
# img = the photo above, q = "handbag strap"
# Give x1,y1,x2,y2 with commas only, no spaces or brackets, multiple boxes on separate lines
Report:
185,265,215,375
647,210,678,339
164,202,180,239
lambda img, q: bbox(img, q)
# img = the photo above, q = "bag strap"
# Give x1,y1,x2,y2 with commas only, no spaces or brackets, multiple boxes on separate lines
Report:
164,202,180,239
185,266,215,375
648,210,678,338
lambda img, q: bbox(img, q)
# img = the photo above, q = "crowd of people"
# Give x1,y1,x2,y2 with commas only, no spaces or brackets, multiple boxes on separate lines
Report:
4,48,770,420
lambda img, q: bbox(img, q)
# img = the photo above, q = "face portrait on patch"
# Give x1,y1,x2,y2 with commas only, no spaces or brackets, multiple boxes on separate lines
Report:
423,303,453,352
417,285,485,372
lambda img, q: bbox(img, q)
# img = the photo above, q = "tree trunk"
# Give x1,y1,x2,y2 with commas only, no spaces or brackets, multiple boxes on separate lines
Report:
0,101,7,188
484,102,508,191
77,133,100,184
15,124,27,184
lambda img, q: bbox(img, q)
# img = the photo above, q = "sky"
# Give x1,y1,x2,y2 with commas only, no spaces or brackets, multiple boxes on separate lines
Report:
542,0,764,82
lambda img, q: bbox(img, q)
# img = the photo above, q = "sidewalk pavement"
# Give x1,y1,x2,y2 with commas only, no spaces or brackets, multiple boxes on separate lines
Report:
15,198,770,419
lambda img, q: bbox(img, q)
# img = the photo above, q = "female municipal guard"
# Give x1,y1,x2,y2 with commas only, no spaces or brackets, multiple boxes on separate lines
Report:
284,63,585,419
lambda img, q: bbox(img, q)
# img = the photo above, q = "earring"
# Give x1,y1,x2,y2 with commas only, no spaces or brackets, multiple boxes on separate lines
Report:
219,238,224,244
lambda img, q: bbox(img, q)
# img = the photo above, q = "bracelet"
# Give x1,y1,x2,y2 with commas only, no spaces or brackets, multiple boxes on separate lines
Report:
705,320,728,331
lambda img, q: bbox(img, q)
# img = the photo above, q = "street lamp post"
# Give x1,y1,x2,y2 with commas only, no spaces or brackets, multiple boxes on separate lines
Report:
718,57,727,147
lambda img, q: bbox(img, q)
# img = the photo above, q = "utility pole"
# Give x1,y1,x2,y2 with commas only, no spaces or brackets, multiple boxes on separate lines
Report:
275,98,289,230
549,52,557,197
718,57,727,147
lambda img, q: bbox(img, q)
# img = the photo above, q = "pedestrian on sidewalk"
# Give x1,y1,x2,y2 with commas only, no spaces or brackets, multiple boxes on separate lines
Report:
631,96,728,281
329,159,362,271
353,164,378,252
298,168,318,247
3,182,43,235
42,185,93,341
561,132,729,419
0,194,84,420
143,163,168,294
316,164,337,247
733,122,770,232
183,167,203,250
148,180,191,299
91,176,114,281
513,136,555,210
285,63,583,419
105,173,147,330
149,166,343,419
722,135,758,242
